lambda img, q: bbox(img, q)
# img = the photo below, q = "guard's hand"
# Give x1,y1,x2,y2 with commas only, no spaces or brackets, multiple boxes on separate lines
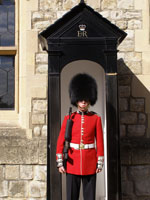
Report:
58,166,66,174
96,168,102,173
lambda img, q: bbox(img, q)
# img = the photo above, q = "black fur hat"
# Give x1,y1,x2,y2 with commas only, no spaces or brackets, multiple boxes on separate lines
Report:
69,73,97,106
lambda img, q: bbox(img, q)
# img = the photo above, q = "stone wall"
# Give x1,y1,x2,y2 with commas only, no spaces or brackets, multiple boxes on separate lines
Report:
0,0,150,199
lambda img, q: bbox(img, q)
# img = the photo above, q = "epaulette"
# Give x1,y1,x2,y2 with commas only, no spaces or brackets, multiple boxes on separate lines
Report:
89,111,97,115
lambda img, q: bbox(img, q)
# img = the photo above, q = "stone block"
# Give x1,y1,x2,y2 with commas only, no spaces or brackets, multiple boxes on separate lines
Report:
87,0,100,9
121,166,127,181
120,125,126,138
101,0,117,9
121,180,134,196
32,11,44,22
20,165,33,180
128,166,150,181
32,114,45,125
5,165,19,180
33,100,47,113
39,0,61,11
127,125,146,137
33,126,41,137
99,11,110,19
9,181,28,197
0,166,4,180
0,181,8,197
34,165,46,181
36,64,48,74
39,140,47,165
0,139,38,164
118,40,134,52
138,113,146,124
120,112,137,124
29,181,46,197
128,19,142,29
119,86,130,97
127,61,142,75
125,11,142,19
132,148,150,165
110,10,124,20
35,53,48,64
135,178,150,196
125,30,134,40
116,21,127,30
124,52,142,62
119,98,128,111
117,0,134,9
120,146,132,165
130,98,145,112
41,125,47,137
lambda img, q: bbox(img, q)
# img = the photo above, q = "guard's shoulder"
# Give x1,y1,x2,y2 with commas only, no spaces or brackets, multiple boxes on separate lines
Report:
65,111,77,117
89,111,101,117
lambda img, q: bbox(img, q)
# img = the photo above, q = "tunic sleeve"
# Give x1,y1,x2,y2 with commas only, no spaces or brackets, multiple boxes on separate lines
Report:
96,116,104,166
56,116,68,166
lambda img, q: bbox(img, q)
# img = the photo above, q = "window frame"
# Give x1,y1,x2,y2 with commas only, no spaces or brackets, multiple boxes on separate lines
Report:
0,0,19,120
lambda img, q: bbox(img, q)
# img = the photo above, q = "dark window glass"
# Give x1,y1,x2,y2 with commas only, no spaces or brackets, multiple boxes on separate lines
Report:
0,56,14,109
0,0,15,46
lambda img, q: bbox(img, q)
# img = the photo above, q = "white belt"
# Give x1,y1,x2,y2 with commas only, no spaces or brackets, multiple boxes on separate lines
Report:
70,143,95,150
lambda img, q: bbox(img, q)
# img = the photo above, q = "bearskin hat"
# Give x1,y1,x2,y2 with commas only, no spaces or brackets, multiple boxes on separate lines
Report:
69,73,97,106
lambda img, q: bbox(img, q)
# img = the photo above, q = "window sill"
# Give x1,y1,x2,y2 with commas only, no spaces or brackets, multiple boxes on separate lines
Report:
0,46,17,55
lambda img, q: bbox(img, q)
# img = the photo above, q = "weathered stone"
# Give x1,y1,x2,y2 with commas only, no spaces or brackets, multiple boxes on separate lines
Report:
9,181,28,197
0,181,8,197
34,166,46,181
33,100,47,113
135,178,150,196
36,64,48,74
116,21,127,30
39,0,61,11
117,52,125,60
118,40,134,52
119,98,128,111
127,125,146,137
99,11,110,19
121,180,134,196
132,148,150,165
128,19,142,29
120,112,137,124
32,12,44,22
36,53,48,64
117,0,134,9
130,98,145,112
5,165,19,180
29,181,46,197
0,139,38,164
57,11,68,19
0,166,4,180
63,0,80,10
125,30,134,40
128,166,150,181
39,140,47,165
32,114,45,125
127,61,142,75
120,146,132,165
110,10,124,20
33,21,51,31
101,0,117,9
118,75,132,86
33,126,41,137
125,11,142,19
138,113,146,124
121,166,127,181
20,165,33,180
120,125,126,137
124,52,142,62
41,125,47,137
119,86,130,97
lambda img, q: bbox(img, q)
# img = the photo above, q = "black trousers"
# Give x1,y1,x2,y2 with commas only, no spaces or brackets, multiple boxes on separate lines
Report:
66,173,96,200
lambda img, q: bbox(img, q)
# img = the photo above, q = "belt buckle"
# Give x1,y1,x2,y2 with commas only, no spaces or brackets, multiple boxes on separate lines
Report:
80,143,85,149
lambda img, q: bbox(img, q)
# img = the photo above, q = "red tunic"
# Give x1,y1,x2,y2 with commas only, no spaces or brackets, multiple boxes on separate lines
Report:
56,111,104,175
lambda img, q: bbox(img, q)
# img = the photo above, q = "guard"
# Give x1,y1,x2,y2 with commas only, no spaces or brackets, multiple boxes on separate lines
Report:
56,73,104,200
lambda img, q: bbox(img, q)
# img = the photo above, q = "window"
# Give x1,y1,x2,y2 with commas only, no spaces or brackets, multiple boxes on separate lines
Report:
0,0,15,110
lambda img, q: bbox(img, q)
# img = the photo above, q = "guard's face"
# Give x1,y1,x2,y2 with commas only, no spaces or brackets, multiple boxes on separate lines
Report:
77,100,90,112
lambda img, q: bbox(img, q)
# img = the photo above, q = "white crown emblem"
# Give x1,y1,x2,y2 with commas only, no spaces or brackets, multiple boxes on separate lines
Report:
79,24,86,31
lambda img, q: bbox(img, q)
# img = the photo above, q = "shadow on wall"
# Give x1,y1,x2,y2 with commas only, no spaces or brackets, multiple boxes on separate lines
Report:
118,58,150,200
